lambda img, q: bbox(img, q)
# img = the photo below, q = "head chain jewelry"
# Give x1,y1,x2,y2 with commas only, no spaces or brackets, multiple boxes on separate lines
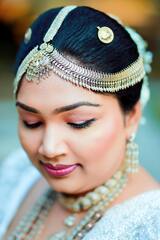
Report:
14,6,149,97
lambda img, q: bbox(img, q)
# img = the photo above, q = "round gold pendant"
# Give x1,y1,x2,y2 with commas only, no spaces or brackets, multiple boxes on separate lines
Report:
97,26,114,44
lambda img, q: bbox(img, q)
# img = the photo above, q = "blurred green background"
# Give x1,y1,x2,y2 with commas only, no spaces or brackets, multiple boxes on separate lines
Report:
0,0,160,179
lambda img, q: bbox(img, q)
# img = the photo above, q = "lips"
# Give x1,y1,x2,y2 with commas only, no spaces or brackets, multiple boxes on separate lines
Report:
40,161,79,177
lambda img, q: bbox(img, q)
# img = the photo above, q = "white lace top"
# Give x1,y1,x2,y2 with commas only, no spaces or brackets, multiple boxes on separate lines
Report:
0,149,40,239
84,189,160,240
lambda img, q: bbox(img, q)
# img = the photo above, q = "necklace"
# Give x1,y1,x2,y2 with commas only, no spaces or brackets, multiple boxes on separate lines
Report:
50,172,127,240
8,190,56,240
9,165,128,240
58,169,123,212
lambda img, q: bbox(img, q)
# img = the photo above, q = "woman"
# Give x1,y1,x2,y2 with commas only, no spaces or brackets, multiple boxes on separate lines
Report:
3,5,160,239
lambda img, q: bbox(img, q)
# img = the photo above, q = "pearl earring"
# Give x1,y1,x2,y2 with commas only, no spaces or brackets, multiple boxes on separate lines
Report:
125,133,139,173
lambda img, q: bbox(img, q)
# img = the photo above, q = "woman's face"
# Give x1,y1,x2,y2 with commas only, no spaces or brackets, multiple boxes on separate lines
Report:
16,72,140,194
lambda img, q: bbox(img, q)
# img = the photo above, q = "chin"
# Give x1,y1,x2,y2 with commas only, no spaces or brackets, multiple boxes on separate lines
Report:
47,178,87,195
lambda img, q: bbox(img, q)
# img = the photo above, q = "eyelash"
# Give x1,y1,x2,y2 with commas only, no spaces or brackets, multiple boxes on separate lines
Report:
22,121,42,129
22,119,95,130
67,119,95,129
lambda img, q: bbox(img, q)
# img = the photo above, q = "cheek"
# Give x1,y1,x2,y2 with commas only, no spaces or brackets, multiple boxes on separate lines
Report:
18,124,41,160
90,119,123,156
71,113,125,165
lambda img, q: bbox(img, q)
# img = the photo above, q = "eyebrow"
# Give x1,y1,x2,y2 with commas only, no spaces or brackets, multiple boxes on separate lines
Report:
16,101,101,114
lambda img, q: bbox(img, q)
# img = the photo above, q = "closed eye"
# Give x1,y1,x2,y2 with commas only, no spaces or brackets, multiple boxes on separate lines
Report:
67,119,96,129
22,121,42,129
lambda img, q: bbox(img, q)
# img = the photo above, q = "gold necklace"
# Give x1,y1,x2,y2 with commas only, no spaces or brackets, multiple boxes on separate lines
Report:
58,169,123,212
9,166,128,240
48,168,127,240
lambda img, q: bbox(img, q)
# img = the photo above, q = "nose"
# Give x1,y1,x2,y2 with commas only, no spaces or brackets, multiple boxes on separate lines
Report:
38,125,68,159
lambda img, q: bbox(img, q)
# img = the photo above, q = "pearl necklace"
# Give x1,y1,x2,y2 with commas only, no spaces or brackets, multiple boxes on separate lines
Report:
58,169,123,212
9,168,128,240
49,170,127,240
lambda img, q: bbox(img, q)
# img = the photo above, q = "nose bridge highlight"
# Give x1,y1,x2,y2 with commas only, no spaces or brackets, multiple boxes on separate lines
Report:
40,124,66,157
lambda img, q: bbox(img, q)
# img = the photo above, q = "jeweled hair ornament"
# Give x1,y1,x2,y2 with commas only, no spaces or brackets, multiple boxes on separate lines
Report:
13,6,147,96
97,26,114,43
24,28,32,44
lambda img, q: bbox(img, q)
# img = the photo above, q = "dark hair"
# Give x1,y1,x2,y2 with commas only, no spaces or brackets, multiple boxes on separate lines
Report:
15,6,143,112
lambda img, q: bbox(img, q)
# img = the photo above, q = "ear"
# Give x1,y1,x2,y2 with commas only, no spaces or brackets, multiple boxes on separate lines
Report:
124,101,142,139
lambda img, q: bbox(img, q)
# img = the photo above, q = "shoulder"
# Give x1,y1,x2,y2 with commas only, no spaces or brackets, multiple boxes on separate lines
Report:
0,149,41,239
84,190,160,240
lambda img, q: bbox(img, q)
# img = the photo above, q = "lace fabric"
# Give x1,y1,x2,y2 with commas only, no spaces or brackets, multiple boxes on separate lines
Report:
84,189,160,240
0,149,40,239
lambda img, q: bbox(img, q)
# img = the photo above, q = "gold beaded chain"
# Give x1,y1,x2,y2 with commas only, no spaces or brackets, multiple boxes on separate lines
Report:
8,190,56,240
8,166,128,240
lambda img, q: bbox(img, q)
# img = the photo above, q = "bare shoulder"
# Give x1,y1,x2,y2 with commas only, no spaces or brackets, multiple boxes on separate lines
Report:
3,177,49,239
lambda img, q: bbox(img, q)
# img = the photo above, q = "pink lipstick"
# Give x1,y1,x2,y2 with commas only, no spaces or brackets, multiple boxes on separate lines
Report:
40,162,78,177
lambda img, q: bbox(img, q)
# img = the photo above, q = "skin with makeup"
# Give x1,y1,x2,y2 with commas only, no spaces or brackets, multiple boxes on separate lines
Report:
4,6,160,240
4,72,159,239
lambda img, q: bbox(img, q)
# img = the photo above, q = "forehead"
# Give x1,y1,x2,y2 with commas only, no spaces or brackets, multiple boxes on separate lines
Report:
17,72,113,107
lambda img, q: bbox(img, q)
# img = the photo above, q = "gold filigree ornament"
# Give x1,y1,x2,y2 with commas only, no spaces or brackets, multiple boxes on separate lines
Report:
97,26,114,44
24,28,32,44
26,43,54,82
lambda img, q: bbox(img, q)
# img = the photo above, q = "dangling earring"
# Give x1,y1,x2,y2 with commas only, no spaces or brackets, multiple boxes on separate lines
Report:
125,133,139,173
